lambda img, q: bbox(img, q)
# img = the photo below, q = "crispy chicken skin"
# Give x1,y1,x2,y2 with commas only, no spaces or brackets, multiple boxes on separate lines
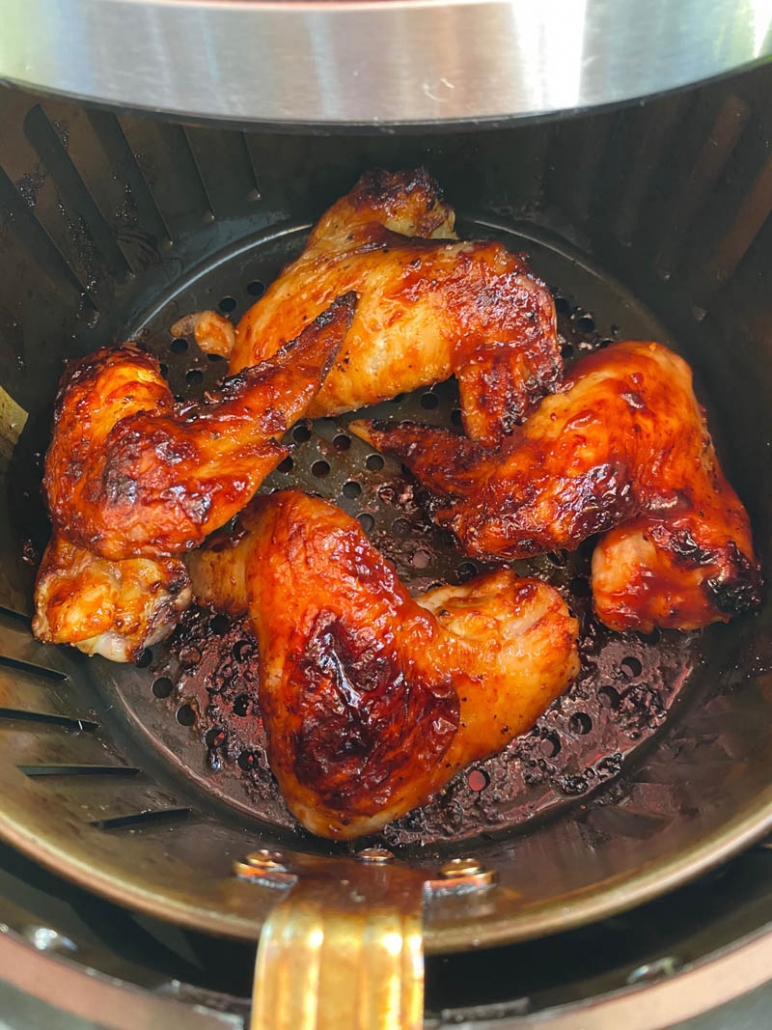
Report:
182,169,562,447
352,341,761,632
188,490,579,839
43,293,356,562
591,514,760,633
33,535,191,662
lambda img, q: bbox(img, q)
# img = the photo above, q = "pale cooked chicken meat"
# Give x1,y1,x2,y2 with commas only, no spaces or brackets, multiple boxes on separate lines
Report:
352,341,762,633
177,169,562,447
188,490,579,840
33,535,190,662
43,293,355,562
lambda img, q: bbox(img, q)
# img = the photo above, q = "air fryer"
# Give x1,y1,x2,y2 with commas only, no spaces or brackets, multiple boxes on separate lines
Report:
0,15,772,1030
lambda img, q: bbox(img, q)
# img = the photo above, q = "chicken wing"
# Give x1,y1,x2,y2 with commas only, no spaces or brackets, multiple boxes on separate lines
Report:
187,490,579,840
44,293,355,562
178,169,562,447
33,534,190,662
352,341,762,632
591,513,761,633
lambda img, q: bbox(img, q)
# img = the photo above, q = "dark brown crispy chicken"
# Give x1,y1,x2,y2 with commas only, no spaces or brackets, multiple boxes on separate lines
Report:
176,169,562,447
352,341,761,633
188,490,579,839
44,294,355,562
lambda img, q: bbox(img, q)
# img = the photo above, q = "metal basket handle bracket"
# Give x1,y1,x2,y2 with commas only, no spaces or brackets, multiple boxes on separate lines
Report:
234,848,497,1030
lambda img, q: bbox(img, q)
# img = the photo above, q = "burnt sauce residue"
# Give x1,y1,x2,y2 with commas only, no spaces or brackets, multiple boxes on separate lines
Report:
161,292,698,845
168,569,695,845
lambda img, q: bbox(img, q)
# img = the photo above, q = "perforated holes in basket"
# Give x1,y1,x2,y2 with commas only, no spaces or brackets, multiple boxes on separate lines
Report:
569,712,593,735
540,733,561,759
392,518,411,538
176,703,196,726
576,313,596,333
412,549,431,569
598,686,621,710
152,676,173,699
467,769,490,792
621,656,643,679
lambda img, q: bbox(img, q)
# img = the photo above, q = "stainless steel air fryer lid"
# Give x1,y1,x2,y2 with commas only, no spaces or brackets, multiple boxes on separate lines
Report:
2,0,772,127
0,59,771,1028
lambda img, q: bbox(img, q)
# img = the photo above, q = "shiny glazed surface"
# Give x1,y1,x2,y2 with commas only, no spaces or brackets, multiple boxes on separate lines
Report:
33,296,355,657
196,170,562,448
188,490,579,839
353,341,762,632
43,295,355,561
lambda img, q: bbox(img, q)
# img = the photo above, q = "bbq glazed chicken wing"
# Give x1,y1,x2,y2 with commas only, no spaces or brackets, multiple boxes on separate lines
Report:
591,512,760,633
188,490,579,840
33,294,355,659
352,341,762,633
43,293,355,562
177,169,562,447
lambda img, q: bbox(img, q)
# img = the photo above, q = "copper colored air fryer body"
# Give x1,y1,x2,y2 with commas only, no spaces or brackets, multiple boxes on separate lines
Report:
1,25,772,1030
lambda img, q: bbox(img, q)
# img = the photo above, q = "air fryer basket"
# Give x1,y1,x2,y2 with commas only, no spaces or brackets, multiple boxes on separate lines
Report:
0,62,771,968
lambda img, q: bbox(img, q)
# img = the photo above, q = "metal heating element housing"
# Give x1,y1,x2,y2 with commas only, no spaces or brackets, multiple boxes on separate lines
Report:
1,29,772,1030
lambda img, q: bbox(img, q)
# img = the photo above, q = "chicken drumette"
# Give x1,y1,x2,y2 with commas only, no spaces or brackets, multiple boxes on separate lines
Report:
175,169,562,447
33,294,355,659
352,341,762,633
188,490,579,839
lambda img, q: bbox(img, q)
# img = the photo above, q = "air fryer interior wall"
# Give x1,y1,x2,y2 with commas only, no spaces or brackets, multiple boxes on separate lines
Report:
0,61,770,955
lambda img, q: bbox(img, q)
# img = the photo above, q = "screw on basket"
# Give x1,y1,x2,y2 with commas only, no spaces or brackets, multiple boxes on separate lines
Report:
356,847,395,864
439,857,484,878
244,849,287,871
425,857,498,895
232,849,295,887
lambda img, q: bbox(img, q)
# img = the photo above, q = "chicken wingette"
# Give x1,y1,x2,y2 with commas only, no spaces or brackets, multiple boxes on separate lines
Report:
352,341,762,633
176,169,562,447
32,536,191,662
44,293,355,562
188,490,579,839
33,294,355,659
